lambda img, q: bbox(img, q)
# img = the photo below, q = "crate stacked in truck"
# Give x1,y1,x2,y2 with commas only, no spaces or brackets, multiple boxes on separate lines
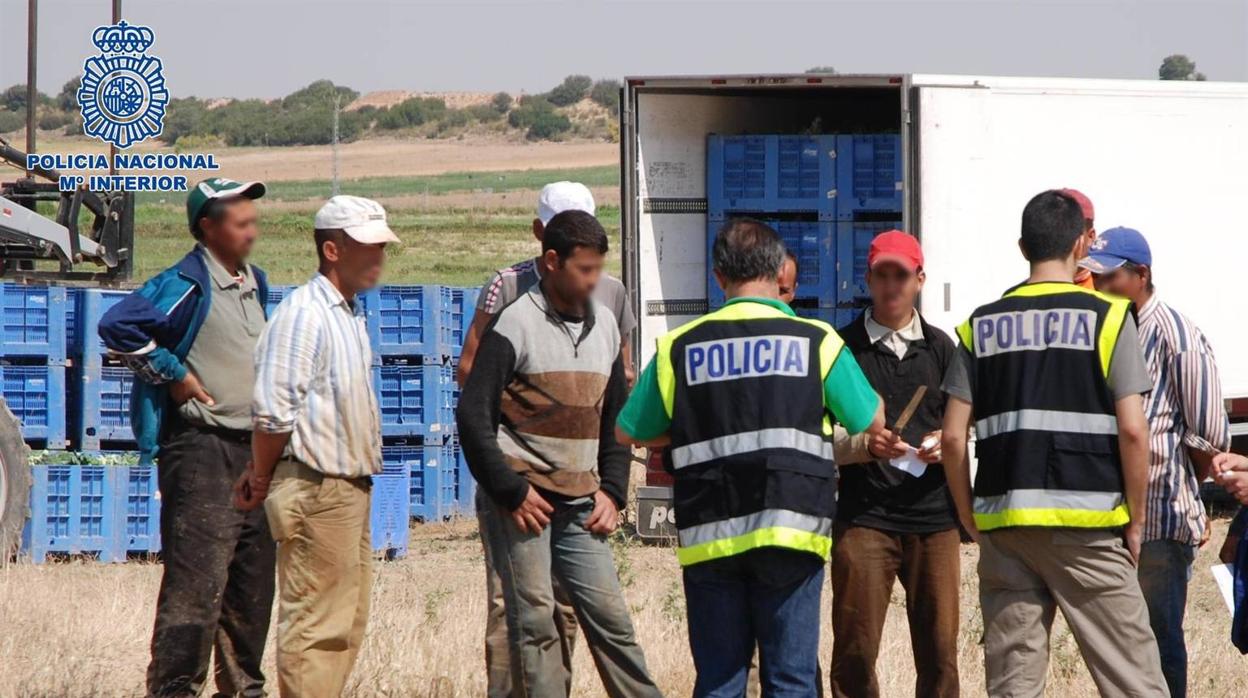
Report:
706,134,903,328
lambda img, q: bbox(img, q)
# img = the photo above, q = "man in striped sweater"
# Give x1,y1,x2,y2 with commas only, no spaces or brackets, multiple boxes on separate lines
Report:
457,210,660,698
1084,226,1231,698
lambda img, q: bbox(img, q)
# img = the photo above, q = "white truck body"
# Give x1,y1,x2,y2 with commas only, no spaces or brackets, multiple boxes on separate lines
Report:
621,73,1248,418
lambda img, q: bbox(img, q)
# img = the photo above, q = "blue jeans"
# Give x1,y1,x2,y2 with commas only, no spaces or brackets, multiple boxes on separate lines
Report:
683,549,825,698
481,494,660,698
1138,539,1195,698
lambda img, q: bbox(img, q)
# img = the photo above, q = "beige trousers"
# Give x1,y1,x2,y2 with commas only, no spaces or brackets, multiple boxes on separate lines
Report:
978,528,1169,698
265,459,373,698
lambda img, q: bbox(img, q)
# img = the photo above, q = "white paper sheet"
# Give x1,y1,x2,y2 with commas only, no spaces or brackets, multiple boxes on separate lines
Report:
1212,563,1236,615
889,446,928,478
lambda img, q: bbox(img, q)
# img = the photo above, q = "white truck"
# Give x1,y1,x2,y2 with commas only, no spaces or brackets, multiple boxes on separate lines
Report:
620,73,1248,540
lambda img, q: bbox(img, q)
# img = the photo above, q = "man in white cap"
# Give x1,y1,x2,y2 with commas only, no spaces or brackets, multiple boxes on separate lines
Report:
235,195,397,697
456,181,637,698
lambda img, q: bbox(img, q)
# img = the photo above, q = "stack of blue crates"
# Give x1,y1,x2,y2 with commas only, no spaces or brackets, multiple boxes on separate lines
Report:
0,284,69,449
16,281,488,563
706,134,903,328
358,284,457,557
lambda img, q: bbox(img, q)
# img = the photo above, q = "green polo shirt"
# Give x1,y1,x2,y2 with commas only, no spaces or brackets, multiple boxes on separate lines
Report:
618,297,879,441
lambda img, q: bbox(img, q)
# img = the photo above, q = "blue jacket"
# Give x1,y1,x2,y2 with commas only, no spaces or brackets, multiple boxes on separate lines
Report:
98,247,269,464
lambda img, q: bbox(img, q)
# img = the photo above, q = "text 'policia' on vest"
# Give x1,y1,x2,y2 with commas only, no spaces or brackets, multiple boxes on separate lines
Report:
655,299,844,566
956,281,1133,531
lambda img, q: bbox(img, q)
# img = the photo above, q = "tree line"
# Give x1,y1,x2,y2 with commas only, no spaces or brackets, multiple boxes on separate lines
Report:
0,75,622,146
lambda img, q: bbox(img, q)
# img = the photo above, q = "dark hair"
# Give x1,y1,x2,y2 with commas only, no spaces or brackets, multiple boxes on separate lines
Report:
713,218,785,283
193,197,233,239
1020,190,1086,262
784,249,800,278
542,210,608,260
314,228,345,263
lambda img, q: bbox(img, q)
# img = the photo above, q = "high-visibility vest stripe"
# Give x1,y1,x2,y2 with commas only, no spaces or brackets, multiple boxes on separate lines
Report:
676,508,834,566
975,409,1118,440
973,488,1128,530
671,427,834,470
974,505,1130,530
974,488,1124,513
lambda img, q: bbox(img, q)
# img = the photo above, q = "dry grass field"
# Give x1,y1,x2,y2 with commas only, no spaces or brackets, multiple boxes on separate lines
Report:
2,513,1244,697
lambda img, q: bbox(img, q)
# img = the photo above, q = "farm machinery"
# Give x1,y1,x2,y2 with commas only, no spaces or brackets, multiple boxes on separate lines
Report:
0,0,136,558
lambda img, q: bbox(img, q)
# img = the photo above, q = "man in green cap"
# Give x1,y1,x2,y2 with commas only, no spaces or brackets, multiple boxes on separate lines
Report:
100,177,276,698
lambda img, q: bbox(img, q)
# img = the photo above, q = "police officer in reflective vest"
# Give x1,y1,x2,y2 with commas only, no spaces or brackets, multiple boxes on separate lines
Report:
941,190,1169,697
617,218,883,697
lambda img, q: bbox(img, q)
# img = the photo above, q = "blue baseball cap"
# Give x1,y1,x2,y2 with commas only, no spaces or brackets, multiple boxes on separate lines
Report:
1078,226,1152,274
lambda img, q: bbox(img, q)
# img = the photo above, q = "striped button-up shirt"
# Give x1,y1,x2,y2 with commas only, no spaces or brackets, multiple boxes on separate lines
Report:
1138,294,1230,544
252,274,381,478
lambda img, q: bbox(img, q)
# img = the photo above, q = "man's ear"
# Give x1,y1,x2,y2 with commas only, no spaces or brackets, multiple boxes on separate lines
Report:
916,269,926,291
713,270,728,293
321,238,341,263
1017,238,1028,261
533,219,544,243
541,248,560,273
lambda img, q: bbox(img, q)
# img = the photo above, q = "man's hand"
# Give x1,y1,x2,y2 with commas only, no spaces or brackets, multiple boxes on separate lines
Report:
232,462,271,511
1124,521,1143,565
511,486,554,534
1212,452,1248,504
867,427,907,460
916,429,942,464
585,490,620,535
169,372,214,407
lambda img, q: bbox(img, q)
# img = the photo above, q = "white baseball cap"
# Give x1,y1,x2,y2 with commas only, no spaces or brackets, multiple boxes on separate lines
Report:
314,195,400,244
537,181,595,226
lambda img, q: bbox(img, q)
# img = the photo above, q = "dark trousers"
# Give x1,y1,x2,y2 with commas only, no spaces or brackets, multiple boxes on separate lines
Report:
830,525,960,698
147,421,276,698
1138,539,1196,698
684,549,826,698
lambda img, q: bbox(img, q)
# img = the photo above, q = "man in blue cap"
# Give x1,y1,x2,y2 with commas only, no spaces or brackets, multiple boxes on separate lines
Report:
1082,226,1231,698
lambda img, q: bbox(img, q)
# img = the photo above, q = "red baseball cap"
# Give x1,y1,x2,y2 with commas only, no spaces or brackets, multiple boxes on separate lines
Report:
868,230,923,272
1058,188,1095,222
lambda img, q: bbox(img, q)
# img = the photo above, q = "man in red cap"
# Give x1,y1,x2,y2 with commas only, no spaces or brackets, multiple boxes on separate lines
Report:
1059,188,1097,288
829,231,961,698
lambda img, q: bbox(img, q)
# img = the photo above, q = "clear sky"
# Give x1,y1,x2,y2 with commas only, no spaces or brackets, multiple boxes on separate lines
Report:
2,0,1245,99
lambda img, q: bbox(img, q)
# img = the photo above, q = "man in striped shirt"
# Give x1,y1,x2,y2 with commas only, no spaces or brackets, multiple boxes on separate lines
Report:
1084,226,1230,698
235,195,394,697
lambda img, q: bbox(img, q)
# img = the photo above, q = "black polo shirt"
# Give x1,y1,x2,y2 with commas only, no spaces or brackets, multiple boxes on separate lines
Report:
835,311,957,533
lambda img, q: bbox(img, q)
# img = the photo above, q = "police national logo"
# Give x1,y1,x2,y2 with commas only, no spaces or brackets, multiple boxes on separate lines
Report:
78,21,168,148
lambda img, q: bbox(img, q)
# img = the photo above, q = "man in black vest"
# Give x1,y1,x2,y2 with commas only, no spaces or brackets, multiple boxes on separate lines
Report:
829,231,960,698
941,190,1167,696
617,219,884,697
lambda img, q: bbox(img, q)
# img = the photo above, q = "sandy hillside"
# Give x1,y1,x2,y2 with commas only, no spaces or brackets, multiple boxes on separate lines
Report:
347,91,498,111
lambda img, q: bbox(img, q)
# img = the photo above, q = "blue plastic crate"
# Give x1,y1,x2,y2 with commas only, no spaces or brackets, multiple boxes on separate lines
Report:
836,220,896,306
76,288,128,363
383,437,457,522
1,283,68,362
21,464,125,563
1,360,67,448
123,464,161,554
449,287,481,356
373,357,454,438
834,134,903,220
362,285,454,357
708,135,837,214
370,473,410,559
264,284,294,318
76,359,135,451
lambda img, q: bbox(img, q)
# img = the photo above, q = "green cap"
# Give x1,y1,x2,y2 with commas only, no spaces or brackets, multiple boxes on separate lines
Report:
186,177,266,235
